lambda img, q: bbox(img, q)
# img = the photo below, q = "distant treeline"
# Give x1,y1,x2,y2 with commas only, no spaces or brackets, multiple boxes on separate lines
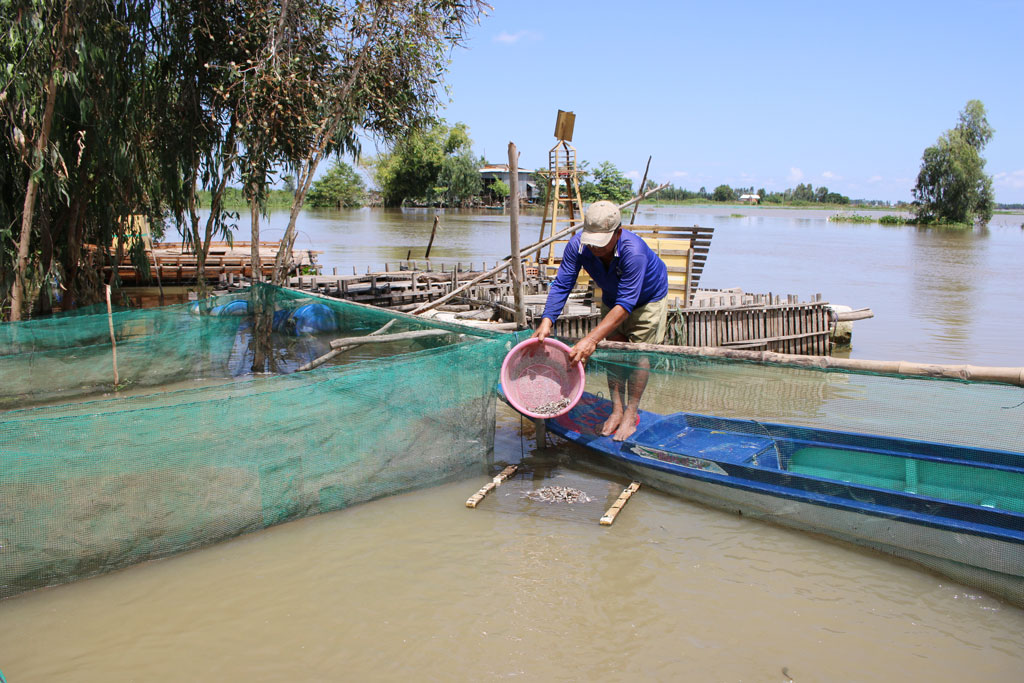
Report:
649,182,852,205
647,182,919,208
198,188,299,210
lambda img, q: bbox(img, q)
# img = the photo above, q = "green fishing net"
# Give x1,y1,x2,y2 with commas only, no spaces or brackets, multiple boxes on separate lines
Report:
0,284,509,598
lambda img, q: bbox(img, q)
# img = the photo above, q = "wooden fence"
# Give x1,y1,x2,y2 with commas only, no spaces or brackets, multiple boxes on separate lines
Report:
663,301,833,355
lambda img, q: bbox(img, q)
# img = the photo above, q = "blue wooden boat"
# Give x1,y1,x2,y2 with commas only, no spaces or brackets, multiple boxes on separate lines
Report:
541,392,1024,607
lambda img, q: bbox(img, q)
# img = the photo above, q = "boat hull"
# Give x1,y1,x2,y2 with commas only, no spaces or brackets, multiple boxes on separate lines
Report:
541,392,1024,607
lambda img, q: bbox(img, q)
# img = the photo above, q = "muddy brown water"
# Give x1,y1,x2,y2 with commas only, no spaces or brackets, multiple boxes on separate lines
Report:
2,406,1023,681
2,208,1023,680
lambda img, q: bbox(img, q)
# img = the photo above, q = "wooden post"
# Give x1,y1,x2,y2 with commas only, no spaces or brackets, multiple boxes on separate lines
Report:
508,142,528,328
629,156,652,225
533,418,547,447
105,284,119,387
425,214,439,259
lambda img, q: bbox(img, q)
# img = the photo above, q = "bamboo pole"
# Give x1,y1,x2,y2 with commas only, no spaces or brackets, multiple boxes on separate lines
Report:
411,183,670,315
466,465,518,508
508,142,527,328
597,340,1024,387
601,481,641,525
629,156,652,226
105,284,119,386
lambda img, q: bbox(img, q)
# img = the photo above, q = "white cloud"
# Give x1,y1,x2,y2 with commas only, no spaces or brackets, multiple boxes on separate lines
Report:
787,167,804,183
625,170,641,181
867,175,883,183
671,170,689,178
822,170,841,180
995,170,1024,189
493,30,541,45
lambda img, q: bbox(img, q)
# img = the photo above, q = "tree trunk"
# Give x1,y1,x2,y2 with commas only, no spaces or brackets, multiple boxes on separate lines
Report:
250,194,261,282
10,73,59,321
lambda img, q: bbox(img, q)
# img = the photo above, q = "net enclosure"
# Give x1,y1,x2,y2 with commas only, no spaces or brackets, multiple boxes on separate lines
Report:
3,285,1023,606
0,284,511,598
544,349,1024,606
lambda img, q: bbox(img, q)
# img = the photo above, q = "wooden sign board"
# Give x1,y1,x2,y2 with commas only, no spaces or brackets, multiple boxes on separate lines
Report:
555,110,575,141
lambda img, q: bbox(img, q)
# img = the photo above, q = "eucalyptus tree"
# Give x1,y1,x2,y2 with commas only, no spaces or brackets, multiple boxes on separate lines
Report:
52,0,166,310
153,0,261,291
269,0,489,284
228,0,339,279
2,0,75,319
912,100,995,225
2,0,163,317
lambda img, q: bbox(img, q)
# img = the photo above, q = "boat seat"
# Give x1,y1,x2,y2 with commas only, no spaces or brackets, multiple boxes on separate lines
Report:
627,413,776,466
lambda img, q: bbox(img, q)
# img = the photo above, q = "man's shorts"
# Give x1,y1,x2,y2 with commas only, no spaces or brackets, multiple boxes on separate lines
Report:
599,297,668,344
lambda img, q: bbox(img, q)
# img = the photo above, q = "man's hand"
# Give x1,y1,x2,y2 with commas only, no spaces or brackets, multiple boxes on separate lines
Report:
531,317,553,342
569,336,598,365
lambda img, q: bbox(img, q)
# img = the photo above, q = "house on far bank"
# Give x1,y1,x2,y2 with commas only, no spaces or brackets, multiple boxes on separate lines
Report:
739,193,761,204
479,164,538,203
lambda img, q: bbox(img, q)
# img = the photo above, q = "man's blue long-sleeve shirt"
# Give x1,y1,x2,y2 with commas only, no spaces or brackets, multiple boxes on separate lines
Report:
541,230,668,323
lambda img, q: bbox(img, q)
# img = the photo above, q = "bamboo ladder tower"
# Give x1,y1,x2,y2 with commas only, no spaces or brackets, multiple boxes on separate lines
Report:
535,110,586,277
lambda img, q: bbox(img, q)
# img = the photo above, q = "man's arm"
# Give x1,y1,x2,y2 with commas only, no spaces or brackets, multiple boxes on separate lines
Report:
567,304,628,365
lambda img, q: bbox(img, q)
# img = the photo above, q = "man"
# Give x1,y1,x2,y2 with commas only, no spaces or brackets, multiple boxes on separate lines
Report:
532,200,668,441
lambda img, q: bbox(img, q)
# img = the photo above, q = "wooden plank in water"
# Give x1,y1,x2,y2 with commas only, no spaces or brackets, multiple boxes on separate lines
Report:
600,481,641,526
466,465,518,508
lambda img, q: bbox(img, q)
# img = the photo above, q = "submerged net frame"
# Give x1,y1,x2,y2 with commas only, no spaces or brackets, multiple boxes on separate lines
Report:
0,285,512,598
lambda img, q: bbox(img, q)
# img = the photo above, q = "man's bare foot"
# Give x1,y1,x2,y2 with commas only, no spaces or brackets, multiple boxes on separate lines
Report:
612,409,639,442
600,409,623,437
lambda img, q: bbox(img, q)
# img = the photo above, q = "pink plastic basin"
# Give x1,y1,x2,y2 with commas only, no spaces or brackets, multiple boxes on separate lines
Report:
500,338,585,419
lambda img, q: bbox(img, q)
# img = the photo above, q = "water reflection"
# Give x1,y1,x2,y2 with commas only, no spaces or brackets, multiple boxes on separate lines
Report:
908,228,985,359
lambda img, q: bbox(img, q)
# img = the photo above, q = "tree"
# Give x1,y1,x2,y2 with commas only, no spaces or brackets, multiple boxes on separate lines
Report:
0,0,488,317
306,160,366,208
3,0,76,319
271,2,487,282
371,121,476,206
489,179,510,203
2,0,168,317
579,161,632,204
912,100,994,225
712,184,735,202
436,151,482,206
792,183,815,202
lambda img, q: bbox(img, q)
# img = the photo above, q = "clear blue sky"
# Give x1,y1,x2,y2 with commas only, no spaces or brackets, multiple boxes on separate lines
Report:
402,0,1024,204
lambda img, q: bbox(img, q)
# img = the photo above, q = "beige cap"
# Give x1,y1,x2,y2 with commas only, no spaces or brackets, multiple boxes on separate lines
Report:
580,200,621,248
